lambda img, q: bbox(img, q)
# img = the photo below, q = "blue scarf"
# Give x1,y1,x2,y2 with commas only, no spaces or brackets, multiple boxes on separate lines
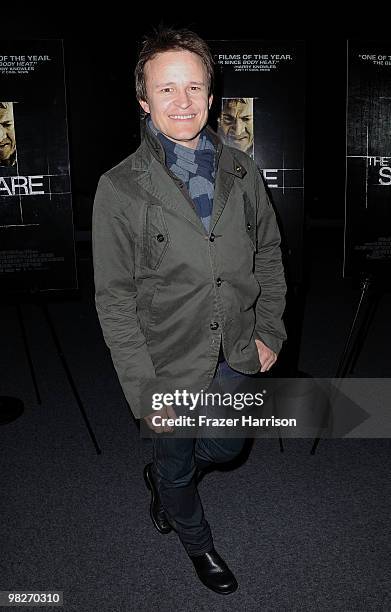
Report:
148,118,216,232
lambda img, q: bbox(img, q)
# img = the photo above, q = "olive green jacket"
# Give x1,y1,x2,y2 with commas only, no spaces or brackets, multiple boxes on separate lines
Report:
92,122,287,419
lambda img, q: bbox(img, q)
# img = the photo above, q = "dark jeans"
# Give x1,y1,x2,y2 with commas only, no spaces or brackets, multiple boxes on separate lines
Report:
151,359,250,556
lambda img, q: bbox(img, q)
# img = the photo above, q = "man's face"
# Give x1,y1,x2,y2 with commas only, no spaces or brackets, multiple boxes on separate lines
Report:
0,104,16,163
139,50,213,150
218,98,254,152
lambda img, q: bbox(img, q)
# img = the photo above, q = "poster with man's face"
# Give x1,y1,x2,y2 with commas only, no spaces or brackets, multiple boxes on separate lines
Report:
218,98,254,157
0,102,16,167
209,41,305,284
0,41,77,291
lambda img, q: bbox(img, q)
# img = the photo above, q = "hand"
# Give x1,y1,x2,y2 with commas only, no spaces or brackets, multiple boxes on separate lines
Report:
255,338,277,372
143,404,177,433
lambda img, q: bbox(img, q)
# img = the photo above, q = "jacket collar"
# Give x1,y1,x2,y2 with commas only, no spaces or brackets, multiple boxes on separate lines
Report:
132,117,247,237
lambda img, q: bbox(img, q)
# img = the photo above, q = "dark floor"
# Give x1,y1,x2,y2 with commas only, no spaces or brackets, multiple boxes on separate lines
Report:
1,226,390,611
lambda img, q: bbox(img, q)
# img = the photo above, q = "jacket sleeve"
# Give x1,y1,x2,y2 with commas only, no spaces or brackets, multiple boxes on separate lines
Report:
92,174,157,419
252,165,287,354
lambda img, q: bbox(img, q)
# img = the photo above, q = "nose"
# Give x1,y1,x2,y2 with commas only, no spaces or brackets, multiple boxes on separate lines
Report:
0,124,6,141
174,89,191,109
234,119,244,137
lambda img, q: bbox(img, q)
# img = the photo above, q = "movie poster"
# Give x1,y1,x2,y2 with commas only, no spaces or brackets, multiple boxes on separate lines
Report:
208,40,305,283
0,40,77,292
345,42,391,277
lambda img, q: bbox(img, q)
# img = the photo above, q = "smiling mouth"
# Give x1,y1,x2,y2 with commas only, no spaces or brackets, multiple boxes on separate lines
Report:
169,114,197,120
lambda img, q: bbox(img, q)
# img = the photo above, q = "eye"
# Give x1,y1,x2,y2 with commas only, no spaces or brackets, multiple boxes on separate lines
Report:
161,87,174,93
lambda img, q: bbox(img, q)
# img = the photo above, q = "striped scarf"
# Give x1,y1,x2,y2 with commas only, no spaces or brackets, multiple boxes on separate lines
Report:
148,118,216,232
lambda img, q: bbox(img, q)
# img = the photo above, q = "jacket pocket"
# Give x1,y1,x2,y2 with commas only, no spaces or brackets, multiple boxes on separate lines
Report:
144,205,170,269
243,193,257,251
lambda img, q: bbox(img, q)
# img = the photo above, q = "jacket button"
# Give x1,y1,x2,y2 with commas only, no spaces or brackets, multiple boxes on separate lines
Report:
216,278,222,286
210,322,219,330
209,233,215,242
236,166,242,172
247,223,252,230
156,234,165,242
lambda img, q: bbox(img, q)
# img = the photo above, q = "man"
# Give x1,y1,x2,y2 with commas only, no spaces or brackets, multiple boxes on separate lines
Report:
0,102,17,167
92,28,286,595
218,97,254,157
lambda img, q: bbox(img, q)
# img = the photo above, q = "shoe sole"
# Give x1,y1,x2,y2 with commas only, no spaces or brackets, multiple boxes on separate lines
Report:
196,575,238,595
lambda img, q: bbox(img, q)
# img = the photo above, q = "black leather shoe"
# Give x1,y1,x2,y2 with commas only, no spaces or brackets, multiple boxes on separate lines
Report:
189,547,238,594
143,463,172,534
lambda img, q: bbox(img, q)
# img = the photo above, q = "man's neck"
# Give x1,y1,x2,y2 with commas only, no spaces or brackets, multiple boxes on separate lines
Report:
148,118,204,151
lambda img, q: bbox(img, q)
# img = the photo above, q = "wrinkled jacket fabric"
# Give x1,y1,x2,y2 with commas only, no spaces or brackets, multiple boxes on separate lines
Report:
92,122,287,419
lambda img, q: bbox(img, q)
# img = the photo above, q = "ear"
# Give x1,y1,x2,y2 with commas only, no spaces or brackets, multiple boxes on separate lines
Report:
208,94,213,110
139,99,150,114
